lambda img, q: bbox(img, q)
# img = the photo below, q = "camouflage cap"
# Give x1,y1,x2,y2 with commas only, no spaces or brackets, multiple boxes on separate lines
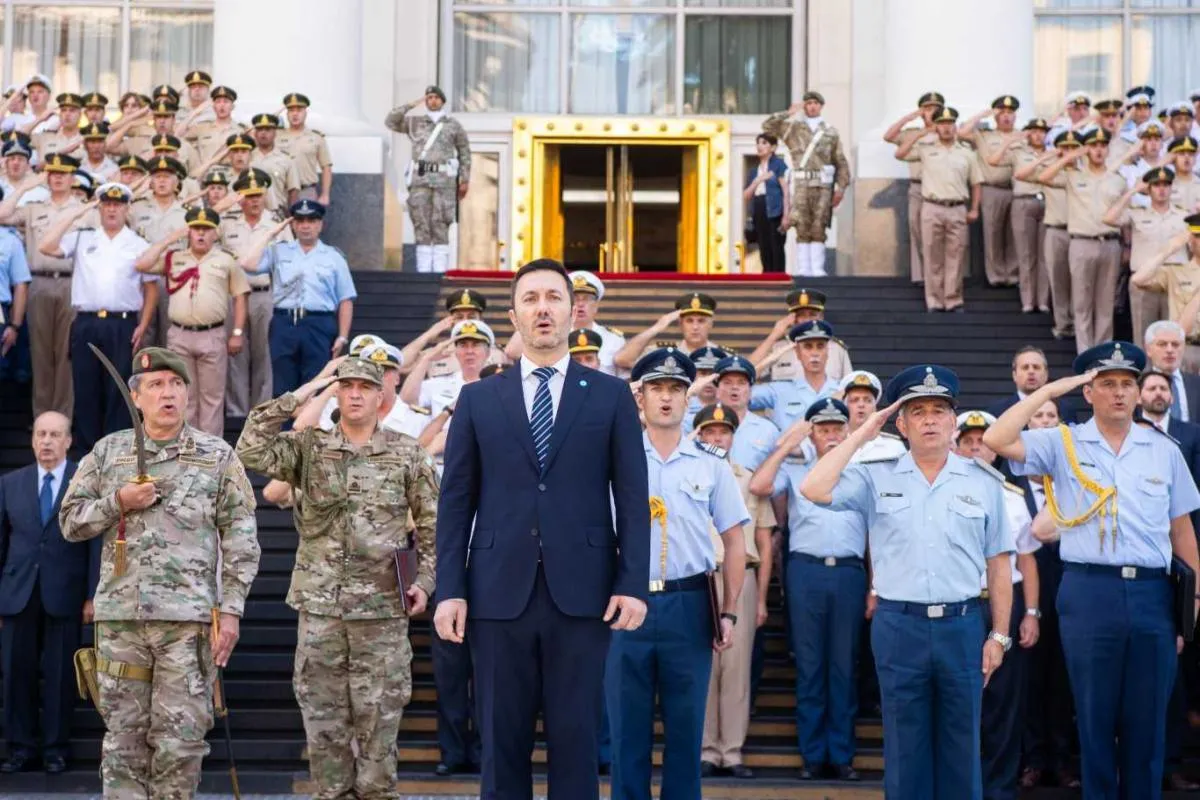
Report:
133,347,190,385
334,357,383,387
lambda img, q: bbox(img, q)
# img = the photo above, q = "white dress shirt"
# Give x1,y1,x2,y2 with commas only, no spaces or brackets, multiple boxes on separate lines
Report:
520,353,570,419
63,226,154,312
37,459,67,511
318,396,432,441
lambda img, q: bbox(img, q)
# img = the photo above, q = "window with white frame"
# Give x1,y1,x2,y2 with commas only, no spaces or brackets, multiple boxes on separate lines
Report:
1035,0,1200,116
446,0,800,115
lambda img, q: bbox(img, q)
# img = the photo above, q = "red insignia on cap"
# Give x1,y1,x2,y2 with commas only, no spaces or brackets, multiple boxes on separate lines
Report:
140,353,150,369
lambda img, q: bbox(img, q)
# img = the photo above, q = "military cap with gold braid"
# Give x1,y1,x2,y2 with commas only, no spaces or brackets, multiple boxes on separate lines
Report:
445,288,486,313
283,92,310,108
1185,213,1200,235
1094,98,1123,114
787,288,826,312
55,92,82,109
991,95,1020,111
334,357,383,388
956,410,998,433
806,397,850,425
674,292,716,316
1143,166,1174,186
361,342,403,370
694,402,740,433
152,84,180,102
42,153,79,174
348,334,383,356
569,270,605,299
151,133,182,152
148,155,185,178
632,347,696,386
133,347,190,384
80,121,108,140
252,113,280,129
1081,126,1110,146
839,369,883,398
569,328,603,354
150,98,178,116
210,85,237,102
233,167,271,196
451,319,495,346
116,154,148,174
1023,117,1051,132
1138,119,1167,139
81,91,108,108
918,91,944,108
72,170,94,199
1054,129,1083,148
1170,136,1198,155
931,105,959,124
202,169,230,188
185,70,213,87
226,132,255,151
185,205,220,229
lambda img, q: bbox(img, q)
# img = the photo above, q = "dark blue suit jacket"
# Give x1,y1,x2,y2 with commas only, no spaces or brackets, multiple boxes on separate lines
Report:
436,359,650,620
987,392,1081,423
1165,417,1200,533
0,461,100,618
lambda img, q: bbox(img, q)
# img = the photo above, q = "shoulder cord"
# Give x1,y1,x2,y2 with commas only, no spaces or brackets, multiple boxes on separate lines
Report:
1041,423,1118,550
649,496,668,586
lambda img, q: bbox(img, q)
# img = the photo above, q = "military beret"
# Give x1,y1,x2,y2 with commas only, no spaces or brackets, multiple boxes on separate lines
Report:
283,92,310,108
96,182,133,203
185,205,220,228
569,270,604,299
1170,136,1198,155
80,121,109,140
1073,340,1145,376
424,85,446,102
789,320,834,343
918,91,945,108
233,167,272,195
569,328,603,354
884,364,959,408
802,90,825,105
675,292,716,316
116,154,149,174
150,98,178,116
715,355,756,385
1143,166,1174,185
42,153,80,174
225,132,255,150
210,85,237,102
991,95,1020,111
334,357,383,388
202,169,230,187
152,84,180,101
251,113,280,129
806,398,850,425
289,198,325,219
133,347,190,385
1094,98,1123,114
931,105,959,124
185,70,213,87
81,91,108,108
55,92,82,109
693,402,739,433
1023,117,1051,132
151,133,182,152
445,288,486,313
787,287,826,312
148,155,185,179
450,319,495,346
956,410,997,432
688,346,730,372
631,347,695,386
840,369,883,398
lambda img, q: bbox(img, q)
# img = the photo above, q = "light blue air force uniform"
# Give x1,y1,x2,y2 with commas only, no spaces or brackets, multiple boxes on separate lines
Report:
1009,419,1200,798
731,411,780,472
607,433,749,800
824,451,1014,800
0,228,30,380
775,459,868,767
749,375,838,433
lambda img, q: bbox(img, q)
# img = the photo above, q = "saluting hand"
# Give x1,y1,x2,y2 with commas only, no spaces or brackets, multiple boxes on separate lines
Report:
434,598,468,643
1042,370,1096,400
859,399,902,441
604,595,647,631
982,638,1005,687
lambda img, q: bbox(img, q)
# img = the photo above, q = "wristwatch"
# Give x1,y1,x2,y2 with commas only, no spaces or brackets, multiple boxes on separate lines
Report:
719,612,738,626
231,328,244,336
989,631,1013,652
1026,607,1042,619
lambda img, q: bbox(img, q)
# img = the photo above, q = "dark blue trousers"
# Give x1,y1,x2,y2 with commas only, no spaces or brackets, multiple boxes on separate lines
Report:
469,566,610,800
785,555,866,767
0,301,30,383
431,594,479,768
607,587,712,800
873,599,985,800
598,679,611,768
269,310,336,397
1058,567,1176,800
981,588,1028,800
70,313,136,452
1022,542,1075,774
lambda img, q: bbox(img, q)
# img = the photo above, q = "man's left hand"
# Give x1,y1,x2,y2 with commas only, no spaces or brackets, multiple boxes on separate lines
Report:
982,639,1004,686
1019,615,1039,648
227,334,244,355
406,585,429,615
131,324,148,352
330,336,347,356
604,595,646,631
211,613,240,667
317,194,331,207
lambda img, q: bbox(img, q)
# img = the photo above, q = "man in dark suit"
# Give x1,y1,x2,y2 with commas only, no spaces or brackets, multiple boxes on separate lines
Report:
0,411,100,773
987,344,1083,422
434,258,649,800
1145,320,1200,423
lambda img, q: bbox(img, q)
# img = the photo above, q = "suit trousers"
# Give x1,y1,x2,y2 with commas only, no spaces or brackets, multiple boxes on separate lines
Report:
166,324,227,437
471,565,610,800
701,566,758,767
981,587,1029,800
908,181,924,283
431,605,480,767
28,274,73,418
1058,568,1175,800
873,600,985,800
224,289,274,418
1130,284,1168,349
920,202,968,310
1011,196,1048,311
1022,543,1075,775
0,581,81,757
1068,237,1121,354
1043,227,1073,338
981,185,1016,285
70,313,136,453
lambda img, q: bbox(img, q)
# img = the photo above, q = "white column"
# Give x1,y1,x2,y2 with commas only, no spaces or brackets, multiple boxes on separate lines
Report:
212,0,375,136
857,0,1034,179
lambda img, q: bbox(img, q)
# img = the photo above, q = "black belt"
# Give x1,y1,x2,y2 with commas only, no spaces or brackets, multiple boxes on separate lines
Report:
1045,223,1066,230
876,597,980,619
172,320,224,332
76,310,136,319
1063,562,1167,580
790,552,864,568
274,308,335,323
910,179,922,184
648,573,709,594
32,270,70,279
416,161,452,175
983,183,1012,189
1070,233,1120,241
251,285,272,293
1013,194,1042,201
924,198,966,207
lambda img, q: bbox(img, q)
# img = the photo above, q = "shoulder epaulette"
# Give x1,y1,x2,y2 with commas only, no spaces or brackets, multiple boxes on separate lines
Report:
408,404,431,415
311,128,325,137
695,441,726,459
1004,481,1025,496
973,457,1008,484
832,337,849,350
608,326,624,337
879,431,901,440
857,453,901,464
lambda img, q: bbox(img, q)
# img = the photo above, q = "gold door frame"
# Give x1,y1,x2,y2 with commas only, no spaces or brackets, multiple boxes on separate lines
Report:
511,117,733,274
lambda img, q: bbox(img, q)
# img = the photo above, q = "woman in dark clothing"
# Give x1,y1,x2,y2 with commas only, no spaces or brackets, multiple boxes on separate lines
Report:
744,133,790,274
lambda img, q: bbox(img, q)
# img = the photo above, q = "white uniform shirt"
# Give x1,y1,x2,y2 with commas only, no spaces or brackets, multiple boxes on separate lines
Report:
981,486,1040,588
591,321,625,376
419,374,467,418
62,226,153,312
317,396,433,440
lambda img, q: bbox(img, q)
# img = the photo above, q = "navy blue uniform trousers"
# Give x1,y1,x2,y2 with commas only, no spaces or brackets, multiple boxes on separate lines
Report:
1058,565,1176,800
1022,542,1075,774
70,312,136,452
0,301,30,383
269,310,336,397
430,593,479,769
785,554,866,767
607,586,712,800
981,587,1028,800
873,598,985,800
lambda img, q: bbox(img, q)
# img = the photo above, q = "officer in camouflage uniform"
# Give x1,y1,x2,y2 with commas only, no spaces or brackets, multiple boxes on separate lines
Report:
384,85,471,274
762,91,851,277
236,356,438,800
58,346,261,799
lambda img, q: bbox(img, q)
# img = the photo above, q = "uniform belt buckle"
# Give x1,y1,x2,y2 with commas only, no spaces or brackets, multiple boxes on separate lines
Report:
648,579,665,593
824,556,837,567
927,604,946,619
97,309,108,319
1121,566,1138,579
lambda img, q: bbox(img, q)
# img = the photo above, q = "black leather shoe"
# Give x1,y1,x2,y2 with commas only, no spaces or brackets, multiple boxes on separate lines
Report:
44,755,67,774
1165,772,1200,791
699,760,717,778
730,764,754,779
598,762,610,776
0,752,39,773
832,763,860,781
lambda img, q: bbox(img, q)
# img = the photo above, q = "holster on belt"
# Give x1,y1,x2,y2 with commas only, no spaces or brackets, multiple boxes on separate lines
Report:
73,647,153,707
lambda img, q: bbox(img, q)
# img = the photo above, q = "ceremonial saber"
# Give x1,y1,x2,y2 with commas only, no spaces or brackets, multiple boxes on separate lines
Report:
212,609,242,800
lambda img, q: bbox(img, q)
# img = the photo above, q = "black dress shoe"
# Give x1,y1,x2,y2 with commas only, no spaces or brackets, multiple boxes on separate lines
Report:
598,762,610,776
44,755,67,774
832,763,860,781
1165,771,1200,791
730,764,754,779
0,752,39,773
699,760,717,778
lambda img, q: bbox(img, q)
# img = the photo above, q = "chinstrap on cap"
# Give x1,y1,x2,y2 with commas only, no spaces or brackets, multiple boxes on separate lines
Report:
632,347,696,386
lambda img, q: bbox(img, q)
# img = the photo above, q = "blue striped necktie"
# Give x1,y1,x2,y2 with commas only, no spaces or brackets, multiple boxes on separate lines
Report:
530,366,557,469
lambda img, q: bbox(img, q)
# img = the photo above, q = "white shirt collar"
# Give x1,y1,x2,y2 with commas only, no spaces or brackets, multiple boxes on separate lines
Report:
803,116,823,132
37,459,66,486
520,353,571,380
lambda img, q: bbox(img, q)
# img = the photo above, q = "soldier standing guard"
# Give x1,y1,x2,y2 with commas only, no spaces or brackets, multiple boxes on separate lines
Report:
236,356,438,800
761,91,851,277
59,346,261,798
384,86,471,274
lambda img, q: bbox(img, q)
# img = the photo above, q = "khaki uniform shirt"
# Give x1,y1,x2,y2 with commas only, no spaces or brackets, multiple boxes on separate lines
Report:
189,119,247,163
59,425,261,622
1003,142,1045,198
1143,259,1200,338
768,338,853,383
1107,136,1135,169
176,102,216,129
220,209,294,289
898,127,930,181
1119,205,1189,272
911,141,983,202
135,139,200,178
1042,171,1070,227
1065,168,1127,237
153,247,250,326
130,198,188,250
711,461,776,567
1172,177,1200,213
249,148,301,213
235,392,439,619
760,114,851,190
972,130,1015,186
32,130,77,162
276,127,332,188
15,196,96,273
118,120,158,163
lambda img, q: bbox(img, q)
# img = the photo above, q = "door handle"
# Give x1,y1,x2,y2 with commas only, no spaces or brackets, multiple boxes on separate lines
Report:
599,243,608,272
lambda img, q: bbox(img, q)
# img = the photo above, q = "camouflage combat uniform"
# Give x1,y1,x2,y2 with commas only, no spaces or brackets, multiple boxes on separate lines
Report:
235,392,438,800
59,425,260,800
761,113,851,243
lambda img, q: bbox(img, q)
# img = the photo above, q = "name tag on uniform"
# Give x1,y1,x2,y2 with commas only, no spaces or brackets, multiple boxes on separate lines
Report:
1146,476,1165,485
113,455,138,466
1078,460,1096,468
179,455,218,468
879,492,903,498
321,451,344,461
957,494,981,506
368,456,403,467
86,245,97,254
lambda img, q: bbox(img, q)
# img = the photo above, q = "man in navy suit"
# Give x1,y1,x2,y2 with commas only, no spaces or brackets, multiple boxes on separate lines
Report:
0,411,100,774
987,345,1081,422
434,258,649,800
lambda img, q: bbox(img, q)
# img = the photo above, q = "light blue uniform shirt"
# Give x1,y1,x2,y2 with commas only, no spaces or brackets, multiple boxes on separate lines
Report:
644,431,750,582
730,411,780,472
1009,419,1200,569
749,375,839,432
826,452,1014,603
775,459,867,558
0,229,30,304
257,239,357,311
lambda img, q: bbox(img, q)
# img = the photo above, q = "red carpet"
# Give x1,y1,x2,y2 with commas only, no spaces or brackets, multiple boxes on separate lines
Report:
444,270,792,284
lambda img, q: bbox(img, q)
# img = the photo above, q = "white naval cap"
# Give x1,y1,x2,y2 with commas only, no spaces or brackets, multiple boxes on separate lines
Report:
95,182,133,202
24,73,51,92
839,370,882,398
956,410,998,431
1064,89,1091,107
569,270,605,301
450,318,495,347
1137,118,1167,137
349,334,387,356
359,342,403,369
